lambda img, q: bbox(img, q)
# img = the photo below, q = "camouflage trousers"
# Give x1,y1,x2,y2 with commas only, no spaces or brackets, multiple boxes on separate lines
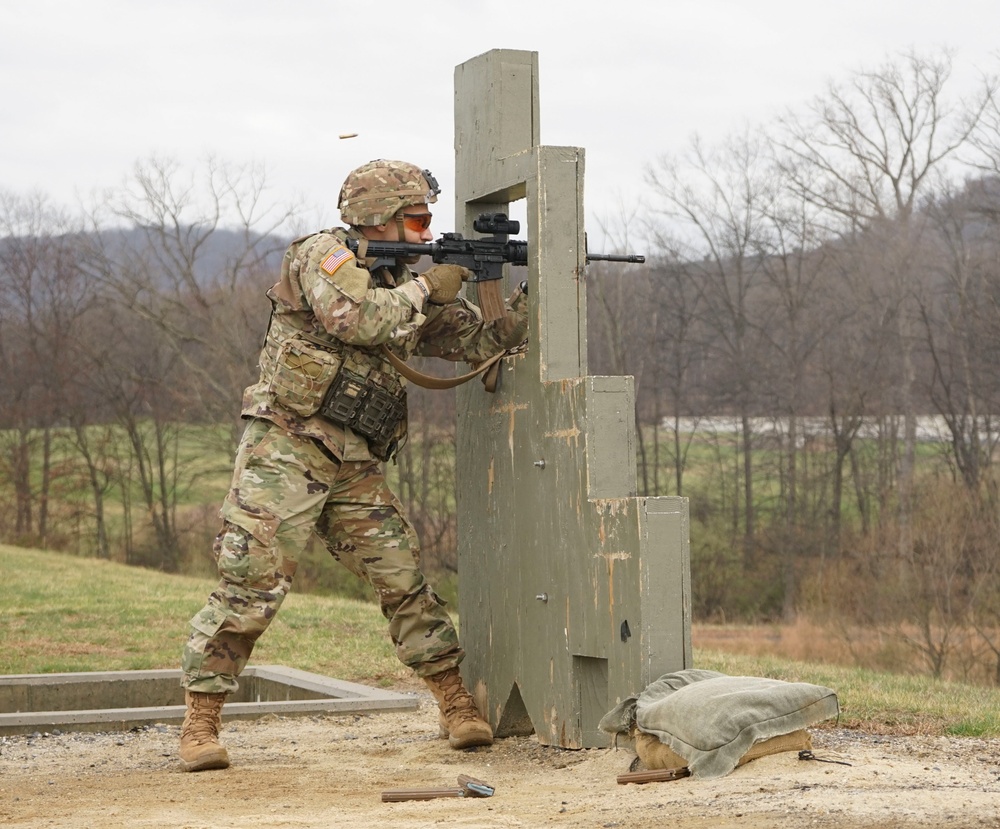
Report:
181,418,462,695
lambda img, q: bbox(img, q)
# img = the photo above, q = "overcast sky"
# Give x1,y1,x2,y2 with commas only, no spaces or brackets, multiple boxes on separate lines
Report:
2,1,998,241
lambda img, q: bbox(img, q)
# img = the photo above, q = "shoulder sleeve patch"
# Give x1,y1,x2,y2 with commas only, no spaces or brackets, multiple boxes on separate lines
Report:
320,244,355,275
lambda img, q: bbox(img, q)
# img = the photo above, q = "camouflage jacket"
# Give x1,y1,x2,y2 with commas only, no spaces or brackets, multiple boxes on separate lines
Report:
242,227,528,462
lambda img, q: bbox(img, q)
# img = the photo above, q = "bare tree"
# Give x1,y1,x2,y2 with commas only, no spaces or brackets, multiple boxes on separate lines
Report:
0,190,96,546
893,482,989,679
587,207,675,494
754,182,838,615
918,180,1000,490
967,491,1000,685
83,155,297,430
646,128,778,561
775,49,993,556
965,56,1000,175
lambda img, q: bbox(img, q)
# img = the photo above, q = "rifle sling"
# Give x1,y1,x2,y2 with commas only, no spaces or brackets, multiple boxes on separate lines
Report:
379,345,507,390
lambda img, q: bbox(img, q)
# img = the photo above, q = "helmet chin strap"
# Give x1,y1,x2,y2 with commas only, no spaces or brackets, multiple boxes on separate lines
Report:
394,212,421,267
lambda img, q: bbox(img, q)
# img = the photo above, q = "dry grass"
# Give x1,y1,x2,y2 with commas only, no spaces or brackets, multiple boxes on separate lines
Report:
694,618,1000,686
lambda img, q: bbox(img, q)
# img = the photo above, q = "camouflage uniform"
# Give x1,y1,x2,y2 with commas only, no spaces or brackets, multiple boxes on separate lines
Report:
182,217,527,694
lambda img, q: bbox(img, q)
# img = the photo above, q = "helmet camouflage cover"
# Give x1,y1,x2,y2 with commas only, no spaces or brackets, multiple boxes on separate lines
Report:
338,159,440,226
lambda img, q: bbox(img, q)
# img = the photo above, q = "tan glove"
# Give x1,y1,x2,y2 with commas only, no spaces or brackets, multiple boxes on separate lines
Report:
421,264,471,304
500,281,529,347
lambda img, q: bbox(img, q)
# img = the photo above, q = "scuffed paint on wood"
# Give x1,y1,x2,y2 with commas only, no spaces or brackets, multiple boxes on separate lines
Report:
454,49,690,750
594,550,631,562
591,497,631,516
544,426,582,442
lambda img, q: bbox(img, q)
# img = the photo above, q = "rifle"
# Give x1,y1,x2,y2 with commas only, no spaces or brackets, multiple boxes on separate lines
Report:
343,212,645,321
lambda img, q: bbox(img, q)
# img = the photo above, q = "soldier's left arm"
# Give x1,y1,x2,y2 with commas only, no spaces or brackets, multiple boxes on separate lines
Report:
414,293,527,364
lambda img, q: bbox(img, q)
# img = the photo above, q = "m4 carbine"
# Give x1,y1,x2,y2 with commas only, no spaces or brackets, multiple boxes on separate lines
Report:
343,212,644,321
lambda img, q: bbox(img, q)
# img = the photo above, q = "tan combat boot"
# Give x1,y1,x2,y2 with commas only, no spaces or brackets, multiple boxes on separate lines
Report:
424,667,494,749
179,690,230,772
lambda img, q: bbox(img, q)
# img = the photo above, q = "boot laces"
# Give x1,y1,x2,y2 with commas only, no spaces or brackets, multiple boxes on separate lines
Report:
436,672,479,722
182,697,222,745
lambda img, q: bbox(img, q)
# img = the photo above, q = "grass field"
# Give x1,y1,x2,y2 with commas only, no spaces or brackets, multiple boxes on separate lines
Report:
2,542,999,736
0,543,408,688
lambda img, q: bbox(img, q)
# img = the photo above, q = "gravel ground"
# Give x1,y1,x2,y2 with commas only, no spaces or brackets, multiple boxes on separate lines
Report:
2,693,999,829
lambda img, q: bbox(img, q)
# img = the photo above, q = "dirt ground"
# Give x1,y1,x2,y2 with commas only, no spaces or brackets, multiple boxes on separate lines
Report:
2,680,998,829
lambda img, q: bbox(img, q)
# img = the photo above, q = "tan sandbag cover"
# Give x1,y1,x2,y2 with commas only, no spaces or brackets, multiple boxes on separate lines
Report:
634,727,812,771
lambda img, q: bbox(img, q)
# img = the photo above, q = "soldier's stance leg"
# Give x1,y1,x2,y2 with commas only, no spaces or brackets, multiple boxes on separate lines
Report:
315,462,493,748
179,421,335,770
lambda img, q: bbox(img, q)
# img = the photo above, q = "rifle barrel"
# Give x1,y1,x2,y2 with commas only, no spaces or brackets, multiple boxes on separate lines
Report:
586,253,646,264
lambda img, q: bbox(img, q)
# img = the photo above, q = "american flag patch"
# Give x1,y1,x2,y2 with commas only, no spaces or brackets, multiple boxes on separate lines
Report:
320,244,354,275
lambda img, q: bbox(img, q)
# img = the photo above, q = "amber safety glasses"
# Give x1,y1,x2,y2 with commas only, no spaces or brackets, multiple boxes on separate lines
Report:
400,212,433,232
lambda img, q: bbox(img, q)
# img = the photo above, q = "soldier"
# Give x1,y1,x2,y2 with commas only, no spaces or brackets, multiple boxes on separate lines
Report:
177,160,528,771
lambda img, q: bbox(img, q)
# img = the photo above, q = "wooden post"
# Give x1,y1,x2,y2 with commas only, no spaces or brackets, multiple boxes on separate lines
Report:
453,49,691,748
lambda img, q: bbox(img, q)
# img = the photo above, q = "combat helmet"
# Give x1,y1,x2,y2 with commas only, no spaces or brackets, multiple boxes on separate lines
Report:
338,160,440,227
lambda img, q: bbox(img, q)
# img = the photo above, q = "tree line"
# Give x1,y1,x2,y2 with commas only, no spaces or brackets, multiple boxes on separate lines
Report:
588,49,1000,683
3,49,1000,683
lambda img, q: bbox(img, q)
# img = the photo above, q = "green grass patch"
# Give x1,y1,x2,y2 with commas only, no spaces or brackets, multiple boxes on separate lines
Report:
0,543,407,685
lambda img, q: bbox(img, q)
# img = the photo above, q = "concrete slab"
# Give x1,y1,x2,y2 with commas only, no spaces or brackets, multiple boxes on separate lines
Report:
0,665,419,735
